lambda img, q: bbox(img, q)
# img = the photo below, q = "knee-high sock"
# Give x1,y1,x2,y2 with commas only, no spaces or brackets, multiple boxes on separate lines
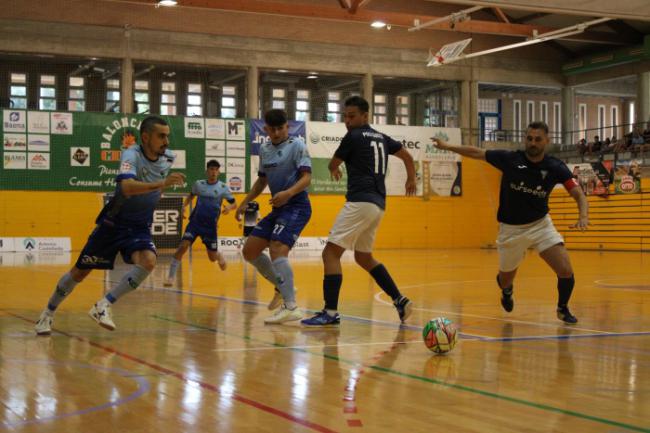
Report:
323,274,343,312
272,257,296,307
168,258,180,279
370,264,401,301
250,253,280,287
104,265,150,304
47,272,79,311
557,275,575,307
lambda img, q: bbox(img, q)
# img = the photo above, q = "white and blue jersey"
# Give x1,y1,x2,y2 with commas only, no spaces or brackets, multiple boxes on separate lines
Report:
189,180,235,226
97,144,176,228
258,137,312,207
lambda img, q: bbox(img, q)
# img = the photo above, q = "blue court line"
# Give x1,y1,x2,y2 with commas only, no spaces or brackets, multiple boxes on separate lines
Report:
477,331,650,342
0,359,150,429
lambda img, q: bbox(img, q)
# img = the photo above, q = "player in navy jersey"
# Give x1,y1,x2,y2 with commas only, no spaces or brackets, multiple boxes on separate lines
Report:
235,109,312,324
35,116,186,335
164,159,236,286
302,96,417,327
432,121,589,323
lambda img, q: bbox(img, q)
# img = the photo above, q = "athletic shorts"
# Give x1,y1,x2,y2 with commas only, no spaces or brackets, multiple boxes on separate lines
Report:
75,222,156,270
250,201,312,248
496,214,564,272
182,219,218,251
327,201,384,253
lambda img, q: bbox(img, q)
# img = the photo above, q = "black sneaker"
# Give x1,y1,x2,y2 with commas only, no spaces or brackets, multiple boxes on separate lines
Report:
497,275,513,313
394,296,413,323
557,306,578,324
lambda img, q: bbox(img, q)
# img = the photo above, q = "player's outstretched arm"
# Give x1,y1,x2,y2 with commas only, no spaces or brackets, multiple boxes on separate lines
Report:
568,185,589,231
328,156,344,181
393,148,417,196
222,200,237,215
431,137,486,160
235,177,268,221
181,193,195,219
121,172,186,197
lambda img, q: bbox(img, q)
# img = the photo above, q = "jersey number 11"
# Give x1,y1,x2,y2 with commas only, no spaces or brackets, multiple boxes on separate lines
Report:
371,140,386,175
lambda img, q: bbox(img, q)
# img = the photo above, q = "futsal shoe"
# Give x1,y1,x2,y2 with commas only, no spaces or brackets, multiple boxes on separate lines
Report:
217,252,227,271
264,305,303,324
163,276,174,287
267,287,298,310
35,310,54,336
301,310,341,326
556,306,578,324
394,296,413,323
497,275,514,312
88,302,116,331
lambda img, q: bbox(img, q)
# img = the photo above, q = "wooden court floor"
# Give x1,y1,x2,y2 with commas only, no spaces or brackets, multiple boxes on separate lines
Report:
1,248,649,433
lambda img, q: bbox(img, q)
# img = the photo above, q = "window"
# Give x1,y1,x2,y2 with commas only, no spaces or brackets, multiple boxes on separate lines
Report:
68,76,85,111
610,105,618,139
271,87,286,110
134,80,150,114
526,101,535,125
295,89,309,121
629,102,635,132
598,104,606,139
578,103,587,140
373,93,386,125
221,85,237,118
327,91,341,122
513,100,521,141
187,83,203,116
106,79,120,112
540,101,548,124
39,75,56,111
161,81,176,115
478,98,498,113
10,73,27,109
553,102,561,144
395,95,409,125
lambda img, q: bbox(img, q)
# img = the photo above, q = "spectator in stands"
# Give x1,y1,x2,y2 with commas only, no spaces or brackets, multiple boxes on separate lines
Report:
591,135,602,153
576,138,588,155
643,121,650,143
631,126,646,152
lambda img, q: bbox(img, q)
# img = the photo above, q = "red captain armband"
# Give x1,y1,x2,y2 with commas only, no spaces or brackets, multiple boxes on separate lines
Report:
563,178,579,191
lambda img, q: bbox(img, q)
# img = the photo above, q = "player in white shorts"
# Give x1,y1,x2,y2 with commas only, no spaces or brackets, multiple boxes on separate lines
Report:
433,121,589,323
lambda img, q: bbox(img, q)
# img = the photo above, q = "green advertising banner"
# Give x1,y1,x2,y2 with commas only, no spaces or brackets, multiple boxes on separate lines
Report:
1,110,248,193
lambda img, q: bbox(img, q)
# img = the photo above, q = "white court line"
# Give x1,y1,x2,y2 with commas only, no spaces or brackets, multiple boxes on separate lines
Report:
373,291,611,334
212,340,423,353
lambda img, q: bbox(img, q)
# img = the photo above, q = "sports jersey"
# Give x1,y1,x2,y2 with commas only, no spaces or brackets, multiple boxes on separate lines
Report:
97,144,175,228
257,137,311,207
188,179,235,226
486,150,578,225
334,124,402,210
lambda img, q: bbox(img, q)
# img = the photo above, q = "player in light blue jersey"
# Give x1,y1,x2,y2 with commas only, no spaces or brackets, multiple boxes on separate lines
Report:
35,116,186,335
165,159,236,286
235,109,312,324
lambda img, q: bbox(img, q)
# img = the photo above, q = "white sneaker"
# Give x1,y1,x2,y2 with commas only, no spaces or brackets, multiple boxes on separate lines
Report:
163,276,174,287
264,305,303,324
217,252,227,271
35,310,54,336
88,302,116,331
267,286,298,310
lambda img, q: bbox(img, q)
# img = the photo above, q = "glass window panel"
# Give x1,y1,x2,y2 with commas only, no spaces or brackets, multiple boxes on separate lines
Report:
107,79,120,89
69,77,84,87
222,96,235,107
137,103,150,113
39,99,56,110
375,105,386,114
222,86,236,96
40,87,55,98
40,75,55,85
161,94,176,103
296,90,309,99
187,106,203,116
188,83,202,93
373,115,386,125
328,91,340,101
11,86,27,96
374,94,386,103
161,81,176,92
11,73,26,83
398,106,408,115
326,113,340,122
272,100,285,109
135,80,149,90
296,111,308,121
327,102,339,112
221,108,236,118
68,100,85,111
397,95,409,105
134,92,149,102
272,88,285,98
296,100,308,111
69,89,85,99
107,91,120,101
12,98,27,108
188,94,202,105
106,101,119,112
161,104,176,115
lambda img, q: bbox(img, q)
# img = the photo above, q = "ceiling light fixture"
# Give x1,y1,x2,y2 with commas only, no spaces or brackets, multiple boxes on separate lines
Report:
306,75,318,79
157,0,178,7
370,20,386,29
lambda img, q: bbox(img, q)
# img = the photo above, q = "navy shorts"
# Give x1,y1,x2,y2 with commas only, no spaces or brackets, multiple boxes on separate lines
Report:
250,202,312,248
75,223,156,270
181,219,218,251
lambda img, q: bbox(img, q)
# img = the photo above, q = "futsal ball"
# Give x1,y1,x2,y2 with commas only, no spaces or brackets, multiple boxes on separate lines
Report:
422,317,458,354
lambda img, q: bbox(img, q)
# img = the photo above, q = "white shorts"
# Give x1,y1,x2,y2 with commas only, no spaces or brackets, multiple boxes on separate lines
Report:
328,202,384,253
496,214,564,272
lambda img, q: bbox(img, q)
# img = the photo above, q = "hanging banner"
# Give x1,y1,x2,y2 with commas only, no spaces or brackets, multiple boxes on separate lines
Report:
614,159,642,194
568,161,613,197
